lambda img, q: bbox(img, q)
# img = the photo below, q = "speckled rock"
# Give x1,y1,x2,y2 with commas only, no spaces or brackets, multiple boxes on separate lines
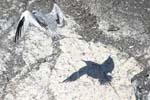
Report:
131,69,150,100
0,0,149,100
1,16,142,100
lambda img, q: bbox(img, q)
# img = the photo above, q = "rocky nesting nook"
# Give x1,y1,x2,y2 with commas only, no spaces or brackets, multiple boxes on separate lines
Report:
0,0,150,100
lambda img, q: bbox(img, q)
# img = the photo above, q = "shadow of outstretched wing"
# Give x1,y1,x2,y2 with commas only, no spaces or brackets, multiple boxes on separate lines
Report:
63,67,87,82
63,56,115,85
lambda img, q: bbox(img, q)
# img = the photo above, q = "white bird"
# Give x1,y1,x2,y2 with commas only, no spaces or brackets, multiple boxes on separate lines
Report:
14,2,65,43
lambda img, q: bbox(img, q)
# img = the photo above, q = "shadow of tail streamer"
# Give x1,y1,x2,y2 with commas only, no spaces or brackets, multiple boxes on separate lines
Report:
63,56,114,85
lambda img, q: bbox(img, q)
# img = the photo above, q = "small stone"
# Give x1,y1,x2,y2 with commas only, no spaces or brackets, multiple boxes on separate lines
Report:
107,25,120,32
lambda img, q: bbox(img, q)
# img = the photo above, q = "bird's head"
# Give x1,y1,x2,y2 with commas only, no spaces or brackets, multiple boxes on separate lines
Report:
32,10,38,14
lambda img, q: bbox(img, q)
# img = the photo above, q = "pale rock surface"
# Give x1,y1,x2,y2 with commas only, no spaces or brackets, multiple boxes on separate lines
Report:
3,17,142,100
1,0,150,100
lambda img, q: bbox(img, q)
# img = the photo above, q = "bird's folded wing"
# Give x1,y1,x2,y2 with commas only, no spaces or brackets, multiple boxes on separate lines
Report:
26,11,44,30
14,10,45,42
50,3,64,26
14,17,25,42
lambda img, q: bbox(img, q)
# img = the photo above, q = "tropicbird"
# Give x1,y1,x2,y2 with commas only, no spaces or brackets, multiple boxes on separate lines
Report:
14,3,64,43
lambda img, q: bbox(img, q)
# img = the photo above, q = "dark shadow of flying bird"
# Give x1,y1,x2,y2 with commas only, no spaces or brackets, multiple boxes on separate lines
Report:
63,56,114,85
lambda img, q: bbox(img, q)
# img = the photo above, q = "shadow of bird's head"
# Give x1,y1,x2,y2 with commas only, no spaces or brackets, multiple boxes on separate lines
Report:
101,56,114,74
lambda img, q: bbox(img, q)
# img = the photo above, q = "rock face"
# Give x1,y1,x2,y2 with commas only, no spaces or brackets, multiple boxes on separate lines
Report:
0,0,149,100
131,69,150,100
2,17,142,100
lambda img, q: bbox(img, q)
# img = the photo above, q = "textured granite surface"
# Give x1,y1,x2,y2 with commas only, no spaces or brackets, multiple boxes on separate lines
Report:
0,0,150,100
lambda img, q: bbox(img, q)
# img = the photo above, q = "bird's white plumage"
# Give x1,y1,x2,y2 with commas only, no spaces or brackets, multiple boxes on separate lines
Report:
22,10,44,31
14,3,64,42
